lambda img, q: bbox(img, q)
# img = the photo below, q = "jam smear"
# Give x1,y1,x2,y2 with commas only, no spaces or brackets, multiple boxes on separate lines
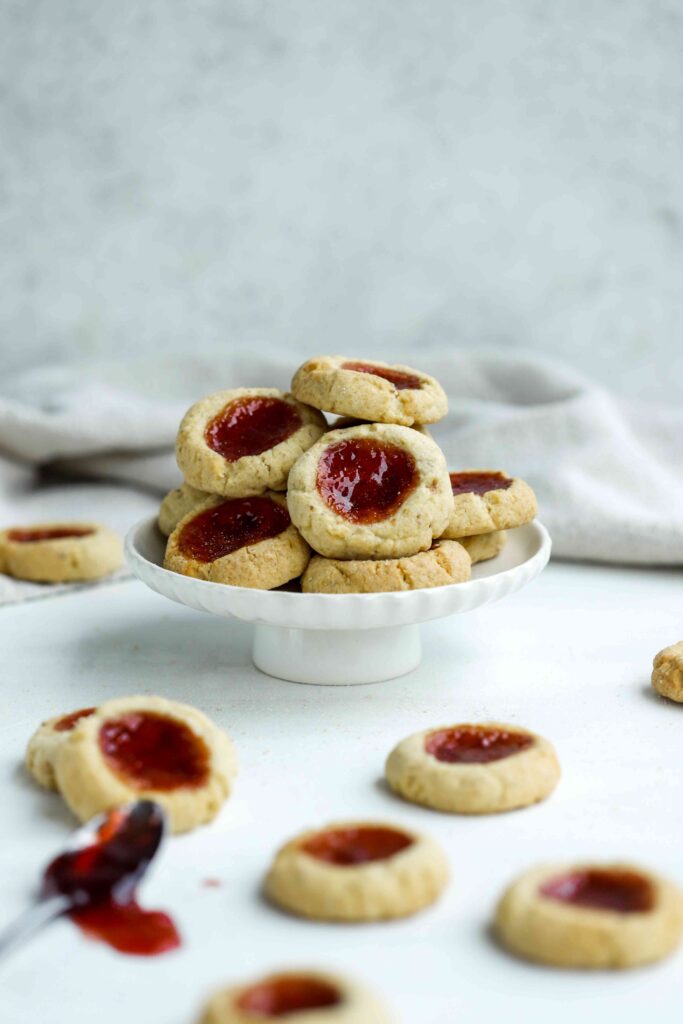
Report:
302,826,414,866
342,361,422,391
450,471,512,496
99,712,210,791
425,725,533,764
178,497,290,562
540,868,655,914
237,975,342,1016
7,526,94,543
205,396,301,462
42,802,180,956
317,438,418,523
54,707,97,733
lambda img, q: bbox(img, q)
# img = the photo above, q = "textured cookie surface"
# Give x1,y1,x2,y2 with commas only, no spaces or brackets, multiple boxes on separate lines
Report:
0,523,122,583
440,471,537,539
288,423,452,559
158,483,210,536
302,540,470,593
25,706,98,791
385,722,560,814
176,387,326,496
55,695,238,834
292,355,447,426
651,641,683,703
458,530,507,564
496,862,683,969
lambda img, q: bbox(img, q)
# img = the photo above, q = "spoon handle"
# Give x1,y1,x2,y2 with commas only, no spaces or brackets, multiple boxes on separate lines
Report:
0,895,71,962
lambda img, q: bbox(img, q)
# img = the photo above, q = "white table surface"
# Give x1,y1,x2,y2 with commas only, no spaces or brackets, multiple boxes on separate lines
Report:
1,559,682,1023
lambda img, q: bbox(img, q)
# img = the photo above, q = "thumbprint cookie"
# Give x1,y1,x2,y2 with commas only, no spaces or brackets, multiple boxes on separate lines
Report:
26,707,98,791
55,695,237,834
291,356,447,427
158,482,210,536
200,969,390,1024
330,415,431,437
385,723,560,814
176,388,326,497
164,493,310,589
0,523,122,583
458,530,507,564
302,540,471,594
495,862,683,969
287,424,452,560
440,471,537,539
265,820,448,922
651,641,683,703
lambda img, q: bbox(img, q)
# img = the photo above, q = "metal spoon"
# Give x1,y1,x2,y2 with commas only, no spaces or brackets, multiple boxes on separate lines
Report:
0,800,166,961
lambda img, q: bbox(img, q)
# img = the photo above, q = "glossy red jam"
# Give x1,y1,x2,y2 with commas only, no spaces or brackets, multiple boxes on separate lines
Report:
236,975,342,1016
205,396,301,461
540,869,654,913
425,725,533,764
449,471,512,496
7,526,94,543
178,497,290,562
342,361,422,391
54,707,97,733
99,713,210,791
317,438,418,523
302,826,414,866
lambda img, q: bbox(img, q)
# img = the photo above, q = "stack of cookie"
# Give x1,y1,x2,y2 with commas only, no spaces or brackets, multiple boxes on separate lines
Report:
159,356,538,593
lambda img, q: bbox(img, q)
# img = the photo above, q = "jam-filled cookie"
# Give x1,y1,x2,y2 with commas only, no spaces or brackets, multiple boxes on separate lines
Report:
385,723,560,814
158,483,209,536
495,862,683,969
164,493,310,589
0,523,122,583
292,356,447,427
302,540,471,594
200,969,390,1024
651,641,683,703
55,695,237,834
288,424,452,560
176,388,326,497
330,415,430,437
26,707,98,791
265,820,448,922
458,530,506,564
440,471,537,539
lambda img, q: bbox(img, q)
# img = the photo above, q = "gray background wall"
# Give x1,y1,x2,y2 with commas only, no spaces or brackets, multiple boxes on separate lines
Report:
1,0,681,401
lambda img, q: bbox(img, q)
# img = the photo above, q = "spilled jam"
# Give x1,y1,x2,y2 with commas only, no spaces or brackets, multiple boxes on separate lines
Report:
178,497,290,562
302,826,414,866
425,725,533,764
317,438,418,523
205,396,301,461
342,361,422,391
99,713,210,791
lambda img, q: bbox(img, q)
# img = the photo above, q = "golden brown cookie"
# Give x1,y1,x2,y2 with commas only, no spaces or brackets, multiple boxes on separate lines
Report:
651,642,683,703
265,820,449,922
288,424,452,560
302,540,471,594
440,471,537,539
330,415,430,437
25,707,98,791
291,356,447,426
164,493,310,589
158,483,210,536
176,388,326,497
458,530,507,564
0,523,122,583
385,722,560,814
495,862,683,969
199,970,390,1024
55,695,237,834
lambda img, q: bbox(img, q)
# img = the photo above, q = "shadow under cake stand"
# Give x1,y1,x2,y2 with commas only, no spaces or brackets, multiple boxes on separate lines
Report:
125,517,551,685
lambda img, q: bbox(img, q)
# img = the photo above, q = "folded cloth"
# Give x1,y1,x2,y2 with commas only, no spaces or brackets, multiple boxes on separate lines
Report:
0,349,681,606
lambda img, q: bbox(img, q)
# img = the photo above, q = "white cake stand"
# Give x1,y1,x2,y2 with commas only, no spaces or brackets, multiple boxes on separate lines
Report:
125,517,551,686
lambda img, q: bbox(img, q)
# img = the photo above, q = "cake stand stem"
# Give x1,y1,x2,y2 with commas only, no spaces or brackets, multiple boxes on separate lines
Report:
252,623,422,685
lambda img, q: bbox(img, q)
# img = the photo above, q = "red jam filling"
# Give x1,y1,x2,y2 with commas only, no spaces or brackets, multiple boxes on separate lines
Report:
317,438,418,523
425,725,533,764
99,713,210,791
342,361,422,391
236,975,342,1016
205,396,301,461
449,471,512,496
54,707,97,733
7,526,94,543
178,497,290,562
540,869,655,914
302,826,414,866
